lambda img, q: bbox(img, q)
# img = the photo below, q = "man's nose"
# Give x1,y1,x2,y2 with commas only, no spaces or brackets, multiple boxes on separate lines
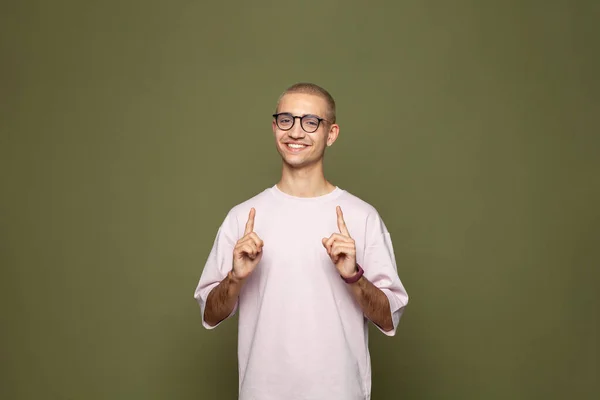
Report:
288,121,306,139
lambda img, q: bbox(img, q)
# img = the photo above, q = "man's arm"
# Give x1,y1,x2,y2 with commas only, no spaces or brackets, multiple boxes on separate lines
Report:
347,275,394,332
200,207,263,328
204,270,245,327
322,206,398,333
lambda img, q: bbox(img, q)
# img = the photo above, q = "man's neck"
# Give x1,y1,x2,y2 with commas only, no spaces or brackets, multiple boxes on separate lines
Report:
277,163,336,198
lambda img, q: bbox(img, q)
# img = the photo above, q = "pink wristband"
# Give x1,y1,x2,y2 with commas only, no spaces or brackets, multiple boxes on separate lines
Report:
341,264,364,284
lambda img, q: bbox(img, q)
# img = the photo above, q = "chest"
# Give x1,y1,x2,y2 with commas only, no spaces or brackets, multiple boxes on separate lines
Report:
248,206,367,272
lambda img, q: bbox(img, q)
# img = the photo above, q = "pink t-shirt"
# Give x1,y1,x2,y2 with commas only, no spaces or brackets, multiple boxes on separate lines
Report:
194,185,409,400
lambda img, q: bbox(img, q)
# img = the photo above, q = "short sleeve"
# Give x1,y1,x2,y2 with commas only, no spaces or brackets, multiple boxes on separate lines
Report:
193,211,239,329
362,211,409,336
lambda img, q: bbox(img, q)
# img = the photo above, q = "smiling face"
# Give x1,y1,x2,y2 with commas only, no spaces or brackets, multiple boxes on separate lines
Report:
272,92,339,170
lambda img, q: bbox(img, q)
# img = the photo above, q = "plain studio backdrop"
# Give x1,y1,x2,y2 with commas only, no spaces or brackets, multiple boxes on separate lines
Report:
1,0,598,399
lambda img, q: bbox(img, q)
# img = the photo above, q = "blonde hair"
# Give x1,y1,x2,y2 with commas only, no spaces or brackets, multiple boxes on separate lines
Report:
275,82,336,123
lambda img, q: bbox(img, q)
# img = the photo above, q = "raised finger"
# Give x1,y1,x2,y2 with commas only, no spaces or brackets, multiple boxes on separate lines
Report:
336,206,351,237
244,208,255,236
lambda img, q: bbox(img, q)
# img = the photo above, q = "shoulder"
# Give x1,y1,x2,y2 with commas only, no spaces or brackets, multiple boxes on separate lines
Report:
337,188,379,218
228,186,273,216
218,187,274,237
337,188,390,236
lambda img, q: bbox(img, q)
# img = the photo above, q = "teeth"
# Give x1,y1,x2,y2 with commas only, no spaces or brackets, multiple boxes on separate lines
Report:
288,144,306,149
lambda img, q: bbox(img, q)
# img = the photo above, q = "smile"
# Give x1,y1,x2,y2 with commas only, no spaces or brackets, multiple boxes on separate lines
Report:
285,143,310,152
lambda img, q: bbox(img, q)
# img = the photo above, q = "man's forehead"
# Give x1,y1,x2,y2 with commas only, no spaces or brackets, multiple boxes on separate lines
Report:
278,93,327,114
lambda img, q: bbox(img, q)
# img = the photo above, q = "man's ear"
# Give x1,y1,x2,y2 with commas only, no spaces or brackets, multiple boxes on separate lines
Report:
326,124,340,146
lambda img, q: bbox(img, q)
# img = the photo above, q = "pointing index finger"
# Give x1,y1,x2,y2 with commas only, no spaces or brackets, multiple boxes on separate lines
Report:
336,206,351,237
244,207,255,235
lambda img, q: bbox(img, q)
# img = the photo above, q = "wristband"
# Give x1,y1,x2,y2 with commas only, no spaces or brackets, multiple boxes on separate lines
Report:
341,264,364,284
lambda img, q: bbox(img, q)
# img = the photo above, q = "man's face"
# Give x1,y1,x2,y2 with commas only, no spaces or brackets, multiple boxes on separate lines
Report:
272,93,339,169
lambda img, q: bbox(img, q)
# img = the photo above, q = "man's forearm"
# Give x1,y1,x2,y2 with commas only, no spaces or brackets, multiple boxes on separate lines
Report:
348,276,394,332
204,270,244,327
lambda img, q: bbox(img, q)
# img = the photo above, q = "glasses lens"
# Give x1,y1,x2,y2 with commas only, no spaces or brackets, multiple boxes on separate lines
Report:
276,114,294,130
301,116,320,132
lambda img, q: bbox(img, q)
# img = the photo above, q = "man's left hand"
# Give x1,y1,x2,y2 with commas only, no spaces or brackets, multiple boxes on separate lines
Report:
322,206,358,279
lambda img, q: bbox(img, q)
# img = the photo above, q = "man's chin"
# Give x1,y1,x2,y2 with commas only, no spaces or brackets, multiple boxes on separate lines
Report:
281,156,323,171
282,158,304,168
276,148,323,169
277,153,303,167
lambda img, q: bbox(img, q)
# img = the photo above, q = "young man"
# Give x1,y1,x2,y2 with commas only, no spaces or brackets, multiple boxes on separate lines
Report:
194,83,409,400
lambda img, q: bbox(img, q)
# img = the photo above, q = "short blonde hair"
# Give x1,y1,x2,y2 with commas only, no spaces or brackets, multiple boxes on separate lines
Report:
276,82,336,123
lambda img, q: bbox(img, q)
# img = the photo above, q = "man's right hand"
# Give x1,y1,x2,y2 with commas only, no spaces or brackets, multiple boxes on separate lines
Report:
232,207,263,280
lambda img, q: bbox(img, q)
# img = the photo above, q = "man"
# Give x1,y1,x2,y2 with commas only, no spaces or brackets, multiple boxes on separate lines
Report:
194,82,408,400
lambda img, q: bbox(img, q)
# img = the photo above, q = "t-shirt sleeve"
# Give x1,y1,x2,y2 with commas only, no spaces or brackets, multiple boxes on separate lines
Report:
193,211,239,329
362,210,409,336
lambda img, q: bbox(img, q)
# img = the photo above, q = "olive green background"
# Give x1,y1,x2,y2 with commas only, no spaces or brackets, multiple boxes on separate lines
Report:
1,0,598,399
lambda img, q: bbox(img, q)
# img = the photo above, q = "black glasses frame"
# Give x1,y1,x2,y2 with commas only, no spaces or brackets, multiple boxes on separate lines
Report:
272,112,330,133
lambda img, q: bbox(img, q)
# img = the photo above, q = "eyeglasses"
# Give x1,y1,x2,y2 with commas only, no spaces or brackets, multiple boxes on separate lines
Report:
272,112,330,133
